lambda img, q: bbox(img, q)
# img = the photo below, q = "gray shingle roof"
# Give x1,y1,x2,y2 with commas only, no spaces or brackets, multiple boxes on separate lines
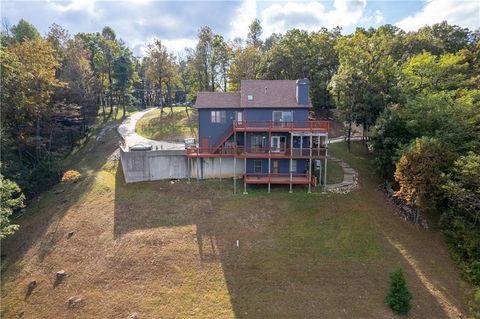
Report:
194,80,312,109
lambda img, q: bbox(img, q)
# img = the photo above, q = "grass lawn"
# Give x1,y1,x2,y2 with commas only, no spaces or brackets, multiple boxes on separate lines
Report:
326,159,343,184
0,124,474,318
135,107,198,142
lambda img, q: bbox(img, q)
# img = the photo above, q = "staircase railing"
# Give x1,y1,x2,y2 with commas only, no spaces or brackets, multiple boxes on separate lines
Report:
211,124,234,153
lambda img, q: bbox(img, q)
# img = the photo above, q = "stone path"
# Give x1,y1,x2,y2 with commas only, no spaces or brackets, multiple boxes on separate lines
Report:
325,156,359,193
117,108,184,151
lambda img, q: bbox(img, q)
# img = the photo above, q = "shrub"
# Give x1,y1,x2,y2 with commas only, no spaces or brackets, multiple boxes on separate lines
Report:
386,267,412,315
61,170,81,182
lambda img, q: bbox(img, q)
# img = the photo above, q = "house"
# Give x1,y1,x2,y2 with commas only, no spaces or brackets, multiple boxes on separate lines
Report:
187,79,330,193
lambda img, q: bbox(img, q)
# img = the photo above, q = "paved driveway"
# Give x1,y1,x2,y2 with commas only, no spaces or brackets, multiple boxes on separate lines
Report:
118,108,184,150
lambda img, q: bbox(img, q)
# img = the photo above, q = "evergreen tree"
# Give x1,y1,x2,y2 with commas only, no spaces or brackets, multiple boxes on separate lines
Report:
386,267,412,315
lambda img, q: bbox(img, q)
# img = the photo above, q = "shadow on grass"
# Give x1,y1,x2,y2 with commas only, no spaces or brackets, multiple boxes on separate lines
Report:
0,127,120,286
112,151,386,318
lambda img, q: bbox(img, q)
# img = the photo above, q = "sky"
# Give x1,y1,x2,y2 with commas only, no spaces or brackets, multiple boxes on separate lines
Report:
2,0,479,56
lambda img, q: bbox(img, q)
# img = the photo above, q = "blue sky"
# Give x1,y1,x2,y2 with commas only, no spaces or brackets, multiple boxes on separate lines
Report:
2,0,479,55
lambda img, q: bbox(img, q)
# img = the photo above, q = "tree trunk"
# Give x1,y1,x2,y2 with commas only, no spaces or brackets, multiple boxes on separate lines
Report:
36,115,41,160
122,94,126,118
108,70,113,115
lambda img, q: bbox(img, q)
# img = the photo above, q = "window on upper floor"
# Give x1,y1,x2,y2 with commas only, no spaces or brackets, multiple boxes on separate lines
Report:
273,111,293,122
211,111,226,123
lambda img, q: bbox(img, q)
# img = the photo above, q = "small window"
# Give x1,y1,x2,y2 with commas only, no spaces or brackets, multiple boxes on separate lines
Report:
211,111,226,123
254,160,262,173
291,160,297,173
247,95,254,101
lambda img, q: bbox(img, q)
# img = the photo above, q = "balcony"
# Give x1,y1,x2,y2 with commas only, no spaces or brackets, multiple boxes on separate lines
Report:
233,120,330,133
186,146,327,158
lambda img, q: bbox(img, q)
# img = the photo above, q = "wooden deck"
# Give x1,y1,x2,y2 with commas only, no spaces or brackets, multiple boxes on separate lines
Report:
186,147,327,159
233,120,329,133
244,173,312,185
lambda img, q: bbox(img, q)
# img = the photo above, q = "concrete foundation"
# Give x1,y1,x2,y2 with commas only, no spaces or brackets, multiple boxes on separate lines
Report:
120,147,242,183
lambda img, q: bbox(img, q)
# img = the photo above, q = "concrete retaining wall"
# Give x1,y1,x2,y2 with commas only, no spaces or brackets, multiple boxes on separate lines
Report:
120,146,242,183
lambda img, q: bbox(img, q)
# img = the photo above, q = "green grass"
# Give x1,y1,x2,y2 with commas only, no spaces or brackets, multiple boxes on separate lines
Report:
0,128,472,318
326,159,343,184
135,107,197,142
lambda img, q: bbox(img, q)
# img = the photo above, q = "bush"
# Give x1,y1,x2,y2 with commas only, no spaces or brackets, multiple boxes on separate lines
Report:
61,170,81,182
386,267,412,315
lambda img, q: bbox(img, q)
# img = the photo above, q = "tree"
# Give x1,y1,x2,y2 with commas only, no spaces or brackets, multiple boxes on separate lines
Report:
10,18,40,43
145,39,173,108
0,171,25,239
330,27,400,150
386,267,412,315
113,53,134,117
247,18,263,48
394,137,452,211
194,26,214,91
5,37,64,160
400,51,470,98
99,26,121,114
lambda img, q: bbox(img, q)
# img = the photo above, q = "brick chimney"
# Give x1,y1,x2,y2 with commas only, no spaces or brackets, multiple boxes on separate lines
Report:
296,79,309,105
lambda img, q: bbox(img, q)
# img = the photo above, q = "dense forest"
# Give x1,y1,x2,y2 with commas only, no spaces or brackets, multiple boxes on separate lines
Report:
1,18,479,292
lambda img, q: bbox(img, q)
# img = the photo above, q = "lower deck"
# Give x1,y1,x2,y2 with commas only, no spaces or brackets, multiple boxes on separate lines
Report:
244,173,312,185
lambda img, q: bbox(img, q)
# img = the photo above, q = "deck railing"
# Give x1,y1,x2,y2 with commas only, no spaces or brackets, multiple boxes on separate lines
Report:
186,146,327,157
234,120,330,131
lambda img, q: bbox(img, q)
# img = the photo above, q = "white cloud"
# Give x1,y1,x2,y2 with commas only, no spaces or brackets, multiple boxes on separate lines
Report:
229,0,257,39
261,0,376,35
396,0,480,31
137,38,197,57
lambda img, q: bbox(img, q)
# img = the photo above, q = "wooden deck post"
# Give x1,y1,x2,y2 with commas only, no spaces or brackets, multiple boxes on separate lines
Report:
308,135,312,193
219,156,222,181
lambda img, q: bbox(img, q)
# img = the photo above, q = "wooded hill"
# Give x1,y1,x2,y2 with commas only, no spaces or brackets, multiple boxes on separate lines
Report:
1,19,479,298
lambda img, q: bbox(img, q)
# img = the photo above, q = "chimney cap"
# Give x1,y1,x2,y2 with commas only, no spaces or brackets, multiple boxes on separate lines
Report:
296,78,309,84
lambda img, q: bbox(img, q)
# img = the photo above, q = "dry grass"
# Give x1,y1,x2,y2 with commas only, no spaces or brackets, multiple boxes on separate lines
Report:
0,128,473,319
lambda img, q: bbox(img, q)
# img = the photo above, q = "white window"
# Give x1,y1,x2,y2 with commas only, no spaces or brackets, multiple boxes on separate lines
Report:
211,111,226,123
273,111,293,122
291,160,297,173
247,95,254,101
270,136,286,152
251,135,265,148
254,160,262,173
236,111,243,122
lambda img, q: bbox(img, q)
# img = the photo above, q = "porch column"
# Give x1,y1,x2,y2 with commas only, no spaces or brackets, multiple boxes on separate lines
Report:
233,156,236,194
233,131,237,194
219,156,222,181
244,129,248,194
187,156,191,183
308,134,312,193
324,133,328,193
289,134,293,193
196,157,200,182
268,129,271,193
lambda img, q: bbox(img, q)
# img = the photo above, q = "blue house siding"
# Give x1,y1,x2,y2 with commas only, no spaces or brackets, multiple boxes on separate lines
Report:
198,107,309,147
198,108,240,147
246,158,308,174
243,108,308,122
